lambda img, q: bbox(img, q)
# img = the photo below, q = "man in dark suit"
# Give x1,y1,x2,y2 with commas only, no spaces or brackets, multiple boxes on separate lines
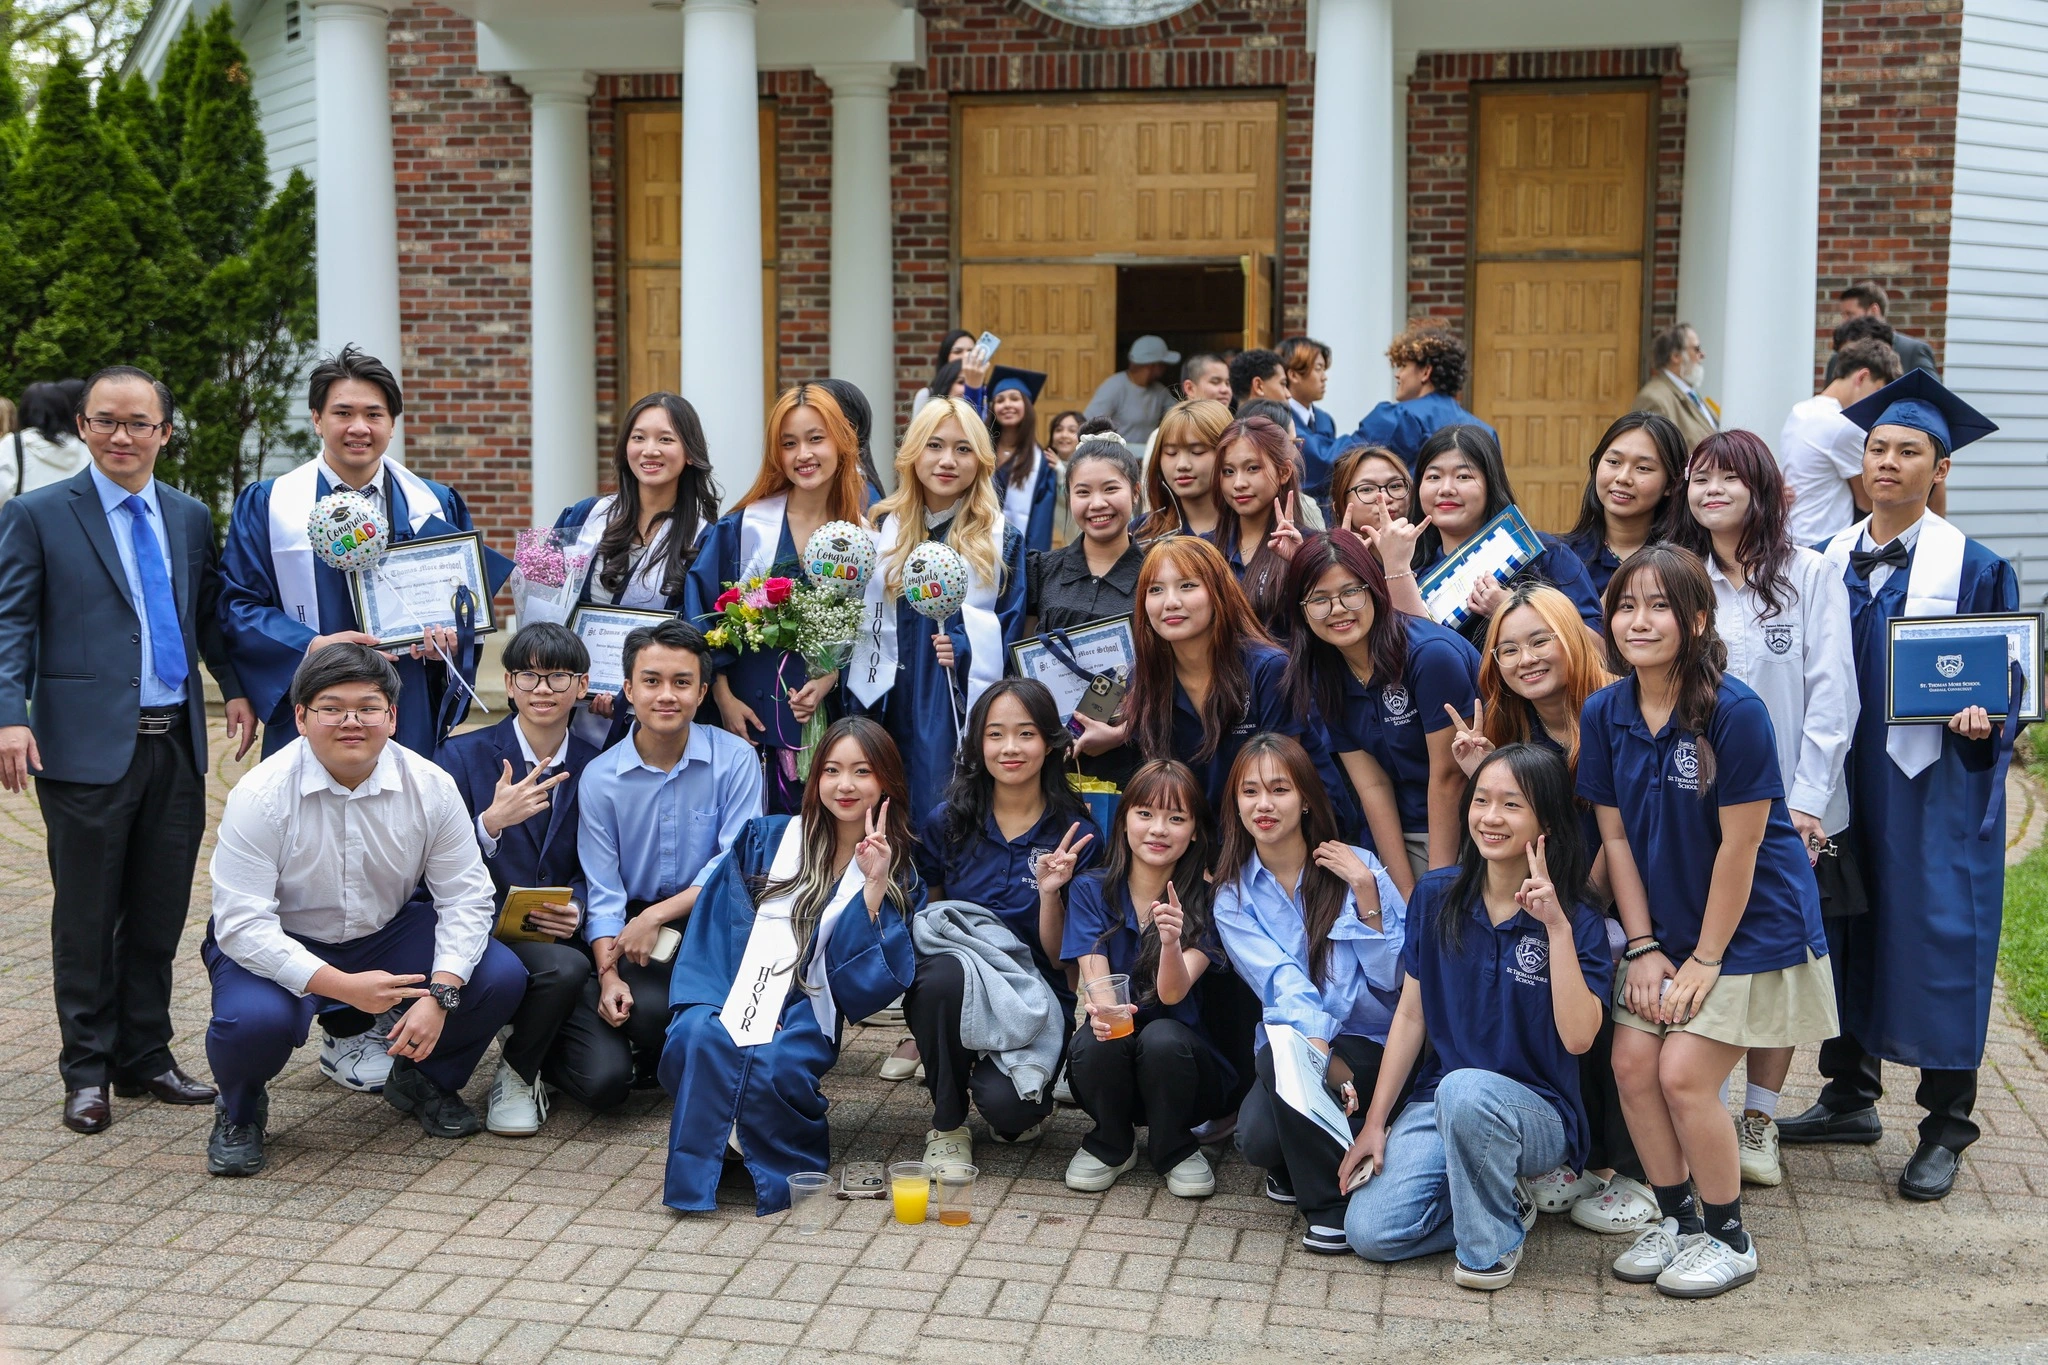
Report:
0,366,258,1133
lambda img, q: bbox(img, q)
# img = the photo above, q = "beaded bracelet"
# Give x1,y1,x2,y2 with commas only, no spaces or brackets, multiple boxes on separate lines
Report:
1621,940,1663,962
1386,569,1415,580
1690,952,1725,968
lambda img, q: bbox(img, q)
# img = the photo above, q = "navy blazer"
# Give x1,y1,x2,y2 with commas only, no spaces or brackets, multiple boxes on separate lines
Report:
0,467,242,784
436,714,598,908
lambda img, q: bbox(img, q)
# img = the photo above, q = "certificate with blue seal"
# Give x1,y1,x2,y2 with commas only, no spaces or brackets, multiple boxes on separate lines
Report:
1886,611,2044,724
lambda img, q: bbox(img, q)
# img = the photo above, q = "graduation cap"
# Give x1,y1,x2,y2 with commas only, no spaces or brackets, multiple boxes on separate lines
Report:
1840,368,1997,455
989,366,1048,402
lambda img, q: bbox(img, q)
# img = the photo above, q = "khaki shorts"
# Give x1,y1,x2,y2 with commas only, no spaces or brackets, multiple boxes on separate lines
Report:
1613,949,1840,1049
1402,832,1431,887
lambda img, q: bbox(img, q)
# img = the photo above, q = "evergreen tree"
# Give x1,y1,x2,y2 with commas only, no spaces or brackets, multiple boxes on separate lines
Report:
155,12,203,161
172,4,267,265
97,70,173,191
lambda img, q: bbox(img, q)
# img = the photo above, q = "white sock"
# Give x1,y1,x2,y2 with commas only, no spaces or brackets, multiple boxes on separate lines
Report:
1745,1084,1779,1119
1718,1078,1731,1108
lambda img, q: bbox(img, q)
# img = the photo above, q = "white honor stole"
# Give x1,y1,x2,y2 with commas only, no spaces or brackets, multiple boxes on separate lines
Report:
1823,511,1966,778
268,456,442,629
846,513,1004,719
568,493,680,609
717,819,865,1045
738,494,787,580
1000,449,1041,541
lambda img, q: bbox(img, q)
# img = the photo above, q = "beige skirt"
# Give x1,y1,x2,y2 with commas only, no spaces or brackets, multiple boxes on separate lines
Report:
1613,949,1839,1049
1402,831,1431,887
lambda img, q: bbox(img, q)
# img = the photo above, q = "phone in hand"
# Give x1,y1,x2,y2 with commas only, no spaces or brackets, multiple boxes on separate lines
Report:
970,330,1001,368
652,926,682,965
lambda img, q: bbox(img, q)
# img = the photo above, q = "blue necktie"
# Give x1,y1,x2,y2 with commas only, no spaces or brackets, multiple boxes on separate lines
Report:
121,494,188,691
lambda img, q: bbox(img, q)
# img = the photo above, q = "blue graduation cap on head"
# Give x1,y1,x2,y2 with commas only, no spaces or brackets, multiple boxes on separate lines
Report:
1839,368,1997,455
989,365,1048,402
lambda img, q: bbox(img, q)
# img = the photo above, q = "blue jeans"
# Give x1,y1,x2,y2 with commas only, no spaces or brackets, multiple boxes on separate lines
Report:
1345,1068,1569,1271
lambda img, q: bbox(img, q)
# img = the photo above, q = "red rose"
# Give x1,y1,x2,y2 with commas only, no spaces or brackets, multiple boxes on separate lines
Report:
763,576,795,605
713,586,742,612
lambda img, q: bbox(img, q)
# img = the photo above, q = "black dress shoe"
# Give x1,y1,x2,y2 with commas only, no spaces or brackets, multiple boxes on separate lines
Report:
1776,1101,1882,1145
114,1066,218,1105
1899,1141,1961,1201
63,1085,111,1134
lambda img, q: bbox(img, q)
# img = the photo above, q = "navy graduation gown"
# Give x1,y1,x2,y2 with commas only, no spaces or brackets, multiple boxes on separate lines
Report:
552,497,691,613
220,467,481,758
657,814,919,1215
1839,536,2016,1070
684,510,821,760
868,520,1029,801
993,451,1058,556
435,715,597,909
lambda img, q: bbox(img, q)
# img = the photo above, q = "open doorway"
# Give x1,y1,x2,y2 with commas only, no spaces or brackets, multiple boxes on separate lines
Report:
1115,262,1255,365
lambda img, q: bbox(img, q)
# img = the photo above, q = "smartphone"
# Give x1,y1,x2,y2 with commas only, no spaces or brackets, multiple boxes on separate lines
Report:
840,1162,886,1199
970,330,1001,368
652,926,682,965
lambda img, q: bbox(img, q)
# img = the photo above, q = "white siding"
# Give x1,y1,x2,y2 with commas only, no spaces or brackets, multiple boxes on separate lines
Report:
1948,0,2048,602
240,0,317,188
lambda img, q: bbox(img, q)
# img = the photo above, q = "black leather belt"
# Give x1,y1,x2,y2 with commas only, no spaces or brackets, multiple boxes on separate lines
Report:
137,706,185,736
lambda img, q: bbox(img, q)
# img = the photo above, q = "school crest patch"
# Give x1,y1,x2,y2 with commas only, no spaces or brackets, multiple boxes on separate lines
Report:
1515,936,1548,975
1023,848,1055,889
1764,625,1793,656
1671,740,1702,792
1382,685,1412,719
1937,653,1966,679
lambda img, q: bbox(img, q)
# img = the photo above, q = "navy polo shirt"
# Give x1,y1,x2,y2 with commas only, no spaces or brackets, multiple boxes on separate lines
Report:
1060,871,1220,1034
1575,676,1827,974
1401,868,1612,1170
1519,720,1604,873
1325,615,1480,831
1170,644,1359,841
916,800,1104,987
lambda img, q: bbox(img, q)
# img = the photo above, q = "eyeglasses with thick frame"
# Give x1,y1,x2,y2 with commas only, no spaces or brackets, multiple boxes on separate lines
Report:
1300,583,1374,619
1346,477,1411,504
510,670,585,693
82,416,170,438
304,704,392,726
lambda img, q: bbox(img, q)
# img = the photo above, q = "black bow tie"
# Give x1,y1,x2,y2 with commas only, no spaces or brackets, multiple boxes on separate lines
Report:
1850,540,1911,578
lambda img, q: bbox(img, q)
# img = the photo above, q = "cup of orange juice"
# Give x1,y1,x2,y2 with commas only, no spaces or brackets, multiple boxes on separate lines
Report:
889,1161,930,1225
1081,973,1135,1039
933,1163,978,1227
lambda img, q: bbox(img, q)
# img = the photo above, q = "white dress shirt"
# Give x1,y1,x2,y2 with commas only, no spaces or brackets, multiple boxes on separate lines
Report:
1858,511,1923,597
210,737,497,995
1779,395,1868,544
1707,546,1859,833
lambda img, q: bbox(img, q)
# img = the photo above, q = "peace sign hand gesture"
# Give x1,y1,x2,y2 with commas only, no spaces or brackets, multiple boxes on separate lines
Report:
854,798,893,887
1515,835,1566,930
1034,823,1095,896
1151,882,1184,946
1266,491,1304,562
482,758,571,837
1445,699,1493,776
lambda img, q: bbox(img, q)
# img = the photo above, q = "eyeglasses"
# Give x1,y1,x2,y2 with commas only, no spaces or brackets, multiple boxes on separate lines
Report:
1347,478,1410,504
1493,634,1557,664
1301,584,1372,619
83,416,169,437
305,705,391,726
511,670,583,693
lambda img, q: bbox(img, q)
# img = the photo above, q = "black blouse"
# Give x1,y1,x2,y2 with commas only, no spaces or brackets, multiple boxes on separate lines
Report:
1025,537,1145,635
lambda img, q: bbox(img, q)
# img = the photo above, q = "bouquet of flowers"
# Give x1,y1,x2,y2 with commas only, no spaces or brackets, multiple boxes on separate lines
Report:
703,574,866,778
508,526,593,626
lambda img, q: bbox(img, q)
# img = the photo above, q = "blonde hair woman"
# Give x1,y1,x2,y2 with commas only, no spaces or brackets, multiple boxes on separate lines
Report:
1138,398,1233,540
849,396,1026,801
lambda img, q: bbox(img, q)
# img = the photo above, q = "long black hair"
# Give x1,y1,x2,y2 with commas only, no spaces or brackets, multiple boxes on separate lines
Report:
1602,544,1727,789
1670,429,1797,623
1212,732,1351,985
815,376,885,497
937,678,1089,855
20,379,84,441
1094,760,1217,1007
596,392,721,602
1438,744,1590,957
1410,424,1514,566
1564,411,1688,550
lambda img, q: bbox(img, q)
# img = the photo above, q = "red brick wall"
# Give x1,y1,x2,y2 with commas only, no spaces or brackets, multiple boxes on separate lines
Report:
1816,0,1961,373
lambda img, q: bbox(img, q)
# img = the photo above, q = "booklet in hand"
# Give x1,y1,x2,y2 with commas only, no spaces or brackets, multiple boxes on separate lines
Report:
1265,1022,1355,1151
495,886,573,943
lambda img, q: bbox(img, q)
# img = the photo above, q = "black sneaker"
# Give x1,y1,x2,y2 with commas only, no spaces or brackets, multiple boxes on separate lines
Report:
1264,1171,1297,1205
383,1058,482,1138
1301,1224,1350,1255
206,1093,268,1177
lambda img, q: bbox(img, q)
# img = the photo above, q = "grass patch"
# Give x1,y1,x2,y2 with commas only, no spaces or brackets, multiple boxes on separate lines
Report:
2004,835,2048,1046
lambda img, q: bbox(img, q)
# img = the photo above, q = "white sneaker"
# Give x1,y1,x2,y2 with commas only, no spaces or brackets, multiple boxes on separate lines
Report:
924,1126,973,1169
1571,1174,1661,1234
319,1017,394,1093
1655,1233,1759,1299
485,1060,546,1137
1165,1151,1215,1198
1052,1074,1075,1105
1065,1147,1137,1192
990,1122,1044,1144
1453,1244,1521,1292
1612,1217,1683,1283
1738,1115,1783,1187
1528,1165,1603,1213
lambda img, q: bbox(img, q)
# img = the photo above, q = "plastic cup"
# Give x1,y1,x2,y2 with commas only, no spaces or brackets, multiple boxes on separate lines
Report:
787,1171,833,1235
889,1161,931,1225
933,1162,979,1227
1082,973,1135,1039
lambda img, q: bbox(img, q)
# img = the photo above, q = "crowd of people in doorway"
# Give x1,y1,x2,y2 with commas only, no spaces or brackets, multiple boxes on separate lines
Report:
0,271,2012,1304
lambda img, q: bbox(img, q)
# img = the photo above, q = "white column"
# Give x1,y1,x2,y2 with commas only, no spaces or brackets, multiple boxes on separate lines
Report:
1676,42,1738,376
816,63,899,462
681,0,766,497
1306,0,1397,426
1717,0,1823,436
515,71,600,522
308,0,402,384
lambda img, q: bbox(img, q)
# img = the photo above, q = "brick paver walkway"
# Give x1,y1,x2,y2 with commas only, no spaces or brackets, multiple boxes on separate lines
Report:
3,730,2047,1362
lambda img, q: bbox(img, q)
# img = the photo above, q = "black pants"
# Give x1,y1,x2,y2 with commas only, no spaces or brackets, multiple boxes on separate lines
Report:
1813,913,1978,1152
1068,1017,1232,1173
37,723,204,1089
1238,1036,1387,1230
615,900,679,1077
1199,967,1263,1114
904,952,1060,1137
1581,1014,1643,1179
502,939,634,1111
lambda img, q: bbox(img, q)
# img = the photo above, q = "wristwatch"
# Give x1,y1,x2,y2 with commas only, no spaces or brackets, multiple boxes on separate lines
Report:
428,981,462,1012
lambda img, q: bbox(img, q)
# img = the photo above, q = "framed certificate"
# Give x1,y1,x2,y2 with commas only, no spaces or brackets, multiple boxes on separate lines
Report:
1885,610,2044,724
1416,505,1543,631
569,603,675,695
1010,616,1137,723
349,531,498,647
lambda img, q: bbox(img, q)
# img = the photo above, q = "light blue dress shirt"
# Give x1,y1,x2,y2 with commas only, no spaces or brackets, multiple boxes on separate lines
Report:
576,720,764,942
89,463,186,707
1212,845,1408,1045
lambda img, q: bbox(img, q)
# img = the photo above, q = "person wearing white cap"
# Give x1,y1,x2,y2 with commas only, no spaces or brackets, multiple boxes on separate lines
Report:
1085,335,1180,452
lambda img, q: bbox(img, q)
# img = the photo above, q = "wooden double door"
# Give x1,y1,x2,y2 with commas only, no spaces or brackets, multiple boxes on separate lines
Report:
1467,85,1655,531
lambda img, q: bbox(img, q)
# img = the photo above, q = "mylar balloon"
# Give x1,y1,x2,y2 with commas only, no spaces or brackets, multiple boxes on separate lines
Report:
802,520,876,600
307,491,390,573
903,541,970,621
